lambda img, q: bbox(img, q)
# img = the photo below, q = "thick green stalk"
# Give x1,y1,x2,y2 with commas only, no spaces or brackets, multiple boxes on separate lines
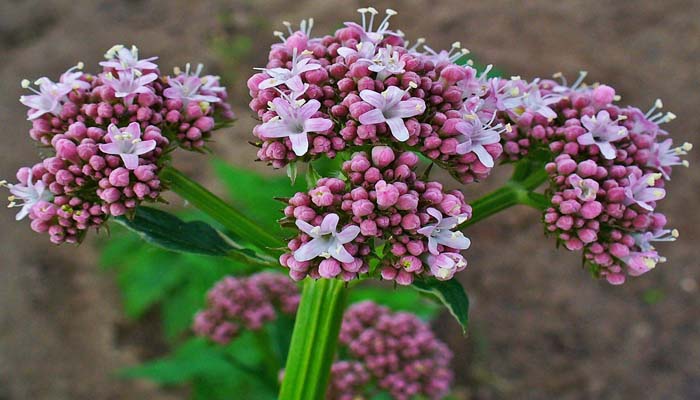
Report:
279,279,348,400
160,166,283,252
460,163,550,229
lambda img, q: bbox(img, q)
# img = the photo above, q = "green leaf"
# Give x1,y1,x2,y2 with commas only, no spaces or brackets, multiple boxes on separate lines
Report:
116,253,188,318
212,159,304,235
305,163,322,189
412,278,470,334
114,206,234,257
286,162,298,185
119,338,233,384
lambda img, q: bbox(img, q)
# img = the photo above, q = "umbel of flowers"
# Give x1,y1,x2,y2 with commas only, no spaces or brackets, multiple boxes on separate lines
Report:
279,146,472,285
247,8,508,184
331,301,453,400
3,45,234,243
194,273,453,400
193,272,301,344
487,73,690,284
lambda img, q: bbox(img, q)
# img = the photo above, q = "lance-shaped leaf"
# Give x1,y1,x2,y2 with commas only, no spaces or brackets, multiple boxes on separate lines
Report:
115,206,262,261
412,278,470,334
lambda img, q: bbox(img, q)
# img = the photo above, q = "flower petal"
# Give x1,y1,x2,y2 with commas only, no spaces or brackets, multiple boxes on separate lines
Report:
133,140,157,156
293,238,327,262
295,219,317,236
298,99,322,120
359,90,386,108
472,145,495,168
358,109,386,125
331,243,355,263
258,120,291,139
120,154,140,170
394,99,426,119
98,142,122,155
336,225,360,243
320,213,339,234
304,117,333,133
289,133,309,156
385,117,409,142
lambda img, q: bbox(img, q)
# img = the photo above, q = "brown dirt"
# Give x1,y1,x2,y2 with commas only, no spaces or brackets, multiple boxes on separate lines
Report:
1,1,698,399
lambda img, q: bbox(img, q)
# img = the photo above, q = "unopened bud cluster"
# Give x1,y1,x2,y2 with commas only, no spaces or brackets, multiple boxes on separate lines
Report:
280,146,471,284
192,272,300,344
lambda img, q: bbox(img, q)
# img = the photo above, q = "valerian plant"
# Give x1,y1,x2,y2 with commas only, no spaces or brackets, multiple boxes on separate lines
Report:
4,6,691,400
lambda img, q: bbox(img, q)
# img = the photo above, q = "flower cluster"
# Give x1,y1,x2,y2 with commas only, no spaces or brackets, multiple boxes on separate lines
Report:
331,301,453,400
193,274,454,400
248,8,506,183
23,45,233,150
4,45,234,243
192,272,300,344
490,73,690,284
279,146,472,284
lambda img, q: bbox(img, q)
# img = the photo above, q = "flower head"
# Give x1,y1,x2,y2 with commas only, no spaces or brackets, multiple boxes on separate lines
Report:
417,208,470,255
455,112,508,167
164,75,221,106
100,44,159,71
256,49,321,91
623,172,666,211
426,252,467,280
358,85,426,141
363,45,405,81
102,69,157,99
293,213,360,263
647,139,691,179
19,78,72,120
577,110,628,159
344,7,400,44
59,63,91,91
2,176,53,221
98,123,157,169
257,96,333,156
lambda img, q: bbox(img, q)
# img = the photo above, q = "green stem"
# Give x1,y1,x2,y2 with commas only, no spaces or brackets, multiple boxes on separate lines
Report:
460,163,550,229
279,279,348,400
160,166,284,253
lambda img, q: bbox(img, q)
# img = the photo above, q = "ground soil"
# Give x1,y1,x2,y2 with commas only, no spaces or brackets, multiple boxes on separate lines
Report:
1,1,698,399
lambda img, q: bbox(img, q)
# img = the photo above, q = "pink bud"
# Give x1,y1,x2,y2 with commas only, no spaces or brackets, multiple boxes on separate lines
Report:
592,85,616,106
371,146,395,168
352,199,375,217
375,181,400,209
319,259,342,278
109,167,130,187
100,187,121,203
401,214,421,230
580,201,603,219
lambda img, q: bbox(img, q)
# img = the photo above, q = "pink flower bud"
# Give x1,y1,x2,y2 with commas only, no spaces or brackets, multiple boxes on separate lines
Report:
371,146,396,168
100,187,121,203
319,259,342,278
109,167,130,187
352,199,375,217
375,181,400,209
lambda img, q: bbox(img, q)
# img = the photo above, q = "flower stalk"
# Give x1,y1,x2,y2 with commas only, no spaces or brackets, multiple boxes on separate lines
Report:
160,166,284,253
279,278,348,400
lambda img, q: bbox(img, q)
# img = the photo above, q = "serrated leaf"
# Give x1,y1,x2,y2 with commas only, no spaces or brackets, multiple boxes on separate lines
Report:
412,278,470,334
114,206,234,256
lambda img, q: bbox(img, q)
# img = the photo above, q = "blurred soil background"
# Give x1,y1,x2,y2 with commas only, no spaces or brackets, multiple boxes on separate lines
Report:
0,0,698,399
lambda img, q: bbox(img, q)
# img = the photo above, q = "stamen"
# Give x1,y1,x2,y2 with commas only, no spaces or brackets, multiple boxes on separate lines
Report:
21,79,30,89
